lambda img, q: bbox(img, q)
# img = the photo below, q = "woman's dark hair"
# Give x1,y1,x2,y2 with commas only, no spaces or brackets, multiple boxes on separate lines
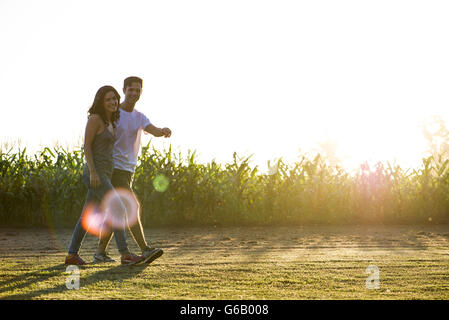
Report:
88,85,121,128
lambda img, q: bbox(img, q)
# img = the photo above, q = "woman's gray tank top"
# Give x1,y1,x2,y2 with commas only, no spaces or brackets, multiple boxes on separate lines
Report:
83,127,115,179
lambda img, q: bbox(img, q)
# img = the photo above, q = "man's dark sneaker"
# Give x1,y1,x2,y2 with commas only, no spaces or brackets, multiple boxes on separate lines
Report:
141,247,164,265
121,252,145,265
65,253,87,265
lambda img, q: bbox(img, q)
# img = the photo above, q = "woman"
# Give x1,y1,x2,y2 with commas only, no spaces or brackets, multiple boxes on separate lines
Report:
65,86,143,265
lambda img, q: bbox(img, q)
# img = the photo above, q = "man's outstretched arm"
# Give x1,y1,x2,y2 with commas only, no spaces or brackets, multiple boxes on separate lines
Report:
145,123,172,137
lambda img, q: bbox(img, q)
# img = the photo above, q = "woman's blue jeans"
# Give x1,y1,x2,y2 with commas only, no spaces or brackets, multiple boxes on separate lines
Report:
68,173,130,255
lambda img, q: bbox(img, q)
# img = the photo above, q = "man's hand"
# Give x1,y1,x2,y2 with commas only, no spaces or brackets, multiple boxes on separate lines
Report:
161,127,171,138
144,124,172,138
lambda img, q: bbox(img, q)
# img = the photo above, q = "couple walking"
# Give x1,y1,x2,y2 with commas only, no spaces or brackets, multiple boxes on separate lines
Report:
65,76,171,265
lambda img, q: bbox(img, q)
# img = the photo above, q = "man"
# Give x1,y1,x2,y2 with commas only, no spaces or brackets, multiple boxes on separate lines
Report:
94,76,171,264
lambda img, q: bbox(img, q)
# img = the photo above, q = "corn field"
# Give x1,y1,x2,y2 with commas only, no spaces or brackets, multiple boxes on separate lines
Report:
1,143,449,227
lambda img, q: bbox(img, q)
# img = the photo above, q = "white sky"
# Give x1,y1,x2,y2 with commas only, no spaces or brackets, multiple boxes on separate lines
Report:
1,0,449,172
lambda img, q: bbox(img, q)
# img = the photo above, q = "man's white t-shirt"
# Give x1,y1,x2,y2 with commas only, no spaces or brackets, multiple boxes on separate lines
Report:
113,108,151,173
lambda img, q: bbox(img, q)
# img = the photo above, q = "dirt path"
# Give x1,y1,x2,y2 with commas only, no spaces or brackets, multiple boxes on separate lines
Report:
1,224,448,253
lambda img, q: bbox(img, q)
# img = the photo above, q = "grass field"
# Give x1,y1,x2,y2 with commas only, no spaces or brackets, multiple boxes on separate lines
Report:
1,225,449,300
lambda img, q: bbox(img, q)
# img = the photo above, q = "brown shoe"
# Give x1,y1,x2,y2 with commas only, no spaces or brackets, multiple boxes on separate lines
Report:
120,252,144,265
65,253,87,265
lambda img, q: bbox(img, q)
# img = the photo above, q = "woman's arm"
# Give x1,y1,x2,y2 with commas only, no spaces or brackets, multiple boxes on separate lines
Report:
84,115,102,188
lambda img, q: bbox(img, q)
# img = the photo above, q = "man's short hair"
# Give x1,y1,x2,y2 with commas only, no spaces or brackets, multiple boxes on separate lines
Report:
124,76,143,89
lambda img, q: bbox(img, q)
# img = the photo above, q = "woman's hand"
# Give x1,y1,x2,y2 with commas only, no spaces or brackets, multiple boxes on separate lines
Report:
90,171,101,188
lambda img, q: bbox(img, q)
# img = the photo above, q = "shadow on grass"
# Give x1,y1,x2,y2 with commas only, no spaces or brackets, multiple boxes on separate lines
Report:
1,263,149,299
0,264,67,295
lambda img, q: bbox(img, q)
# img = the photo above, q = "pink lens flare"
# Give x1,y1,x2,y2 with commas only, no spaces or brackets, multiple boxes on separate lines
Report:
101,188,139,230
81,203,111,237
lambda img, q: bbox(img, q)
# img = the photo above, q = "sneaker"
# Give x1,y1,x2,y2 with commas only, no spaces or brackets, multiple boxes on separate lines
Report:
65,253,87,265
120,252,145,265
93,252,116,263
142,247,164,264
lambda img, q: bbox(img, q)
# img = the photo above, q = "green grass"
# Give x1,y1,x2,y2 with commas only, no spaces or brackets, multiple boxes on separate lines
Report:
1,225,448,299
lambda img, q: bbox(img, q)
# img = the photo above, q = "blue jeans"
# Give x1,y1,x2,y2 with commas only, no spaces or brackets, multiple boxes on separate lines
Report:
68,172,130,255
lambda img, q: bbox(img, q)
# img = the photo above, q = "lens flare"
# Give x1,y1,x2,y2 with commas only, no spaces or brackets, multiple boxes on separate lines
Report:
153,174,169,192
101,188,139,229
80,189,139,237
81,203,110,237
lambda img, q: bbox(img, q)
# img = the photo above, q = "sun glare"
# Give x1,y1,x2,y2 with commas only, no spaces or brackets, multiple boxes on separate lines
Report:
1,0,448,173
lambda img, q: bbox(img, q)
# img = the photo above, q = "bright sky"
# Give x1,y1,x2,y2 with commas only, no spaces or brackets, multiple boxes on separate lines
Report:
1,0,449,172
